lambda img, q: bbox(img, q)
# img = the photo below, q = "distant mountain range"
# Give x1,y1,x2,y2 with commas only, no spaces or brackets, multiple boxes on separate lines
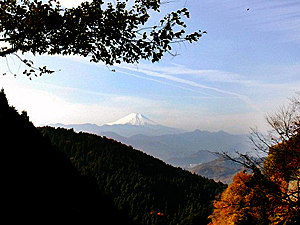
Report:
49,113,253,167
166,150,218,168
50,113,185,137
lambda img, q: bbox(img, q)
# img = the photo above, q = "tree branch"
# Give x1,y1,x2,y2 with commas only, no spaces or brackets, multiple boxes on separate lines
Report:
0,47,19,57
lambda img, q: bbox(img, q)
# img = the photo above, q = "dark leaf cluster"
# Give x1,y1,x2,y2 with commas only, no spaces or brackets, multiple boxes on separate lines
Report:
0,0,204,77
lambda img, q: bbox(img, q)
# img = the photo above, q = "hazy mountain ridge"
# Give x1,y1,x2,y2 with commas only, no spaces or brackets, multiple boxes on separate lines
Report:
49,122,185,137
51,122,252,165
166,150,218,168
102,129,252,162
189,157,248,184
50,113,252,183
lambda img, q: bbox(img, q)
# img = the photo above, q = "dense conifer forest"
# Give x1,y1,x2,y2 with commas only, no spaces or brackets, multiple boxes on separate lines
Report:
0,88,226,224
39,126,227,225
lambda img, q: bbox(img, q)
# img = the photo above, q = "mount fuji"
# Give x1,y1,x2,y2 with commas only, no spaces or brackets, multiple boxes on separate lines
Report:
106,113,158,126
50,113,185,137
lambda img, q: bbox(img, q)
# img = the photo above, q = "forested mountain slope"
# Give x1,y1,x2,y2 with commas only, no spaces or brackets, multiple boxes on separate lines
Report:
39,126,227,225
0,89,136,224
0,88,226,224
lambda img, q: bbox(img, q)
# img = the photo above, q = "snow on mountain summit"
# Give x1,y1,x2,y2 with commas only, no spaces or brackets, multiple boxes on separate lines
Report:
106,113,158,126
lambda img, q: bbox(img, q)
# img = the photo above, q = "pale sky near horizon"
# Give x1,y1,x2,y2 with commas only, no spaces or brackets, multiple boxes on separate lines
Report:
1,0,300,134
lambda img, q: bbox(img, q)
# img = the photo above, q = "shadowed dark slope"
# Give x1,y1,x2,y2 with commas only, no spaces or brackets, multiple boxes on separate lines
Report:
0,89,136,224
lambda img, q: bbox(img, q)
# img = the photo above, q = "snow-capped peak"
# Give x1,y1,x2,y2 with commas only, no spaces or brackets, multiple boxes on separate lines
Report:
106,113,158,126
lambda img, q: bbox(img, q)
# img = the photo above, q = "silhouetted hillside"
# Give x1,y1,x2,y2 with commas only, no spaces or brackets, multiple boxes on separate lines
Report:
0,89,136,224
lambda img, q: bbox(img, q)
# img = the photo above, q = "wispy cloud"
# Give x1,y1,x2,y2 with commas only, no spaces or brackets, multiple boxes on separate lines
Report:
131,63,258,84
118,63,261,111
116,69,214,97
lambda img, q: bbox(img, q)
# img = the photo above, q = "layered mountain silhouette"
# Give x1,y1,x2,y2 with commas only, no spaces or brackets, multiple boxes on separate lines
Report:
50,113,185,137
50,114,252,167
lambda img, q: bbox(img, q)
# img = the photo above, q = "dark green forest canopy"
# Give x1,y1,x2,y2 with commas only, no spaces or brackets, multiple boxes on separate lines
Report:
0,0,204,76
39,126,227,225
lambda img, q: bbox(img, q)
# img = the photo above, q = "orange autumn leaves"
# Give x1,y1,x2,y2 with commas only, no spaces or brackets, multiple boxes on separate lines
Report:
209,96,300,224
264,138,300,223
209,137,300,225
209,171,270,225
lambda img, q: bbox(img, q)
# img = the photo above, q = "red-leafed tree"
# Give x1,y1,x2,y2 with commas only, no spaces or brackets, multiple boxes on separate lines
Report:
211,95,300,225
209,171,271,225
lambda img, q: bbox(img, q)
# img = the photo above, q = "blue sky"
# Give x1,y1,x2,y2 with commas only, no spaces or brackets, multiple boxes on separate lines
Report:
1,0,300,134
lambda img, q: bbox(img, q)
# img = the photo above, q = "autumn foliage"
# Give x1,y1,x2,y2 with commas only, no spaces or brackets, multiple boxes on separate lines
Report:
210,97,300,225
209,171,270,225
264,136,300,224
210,154,299,224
